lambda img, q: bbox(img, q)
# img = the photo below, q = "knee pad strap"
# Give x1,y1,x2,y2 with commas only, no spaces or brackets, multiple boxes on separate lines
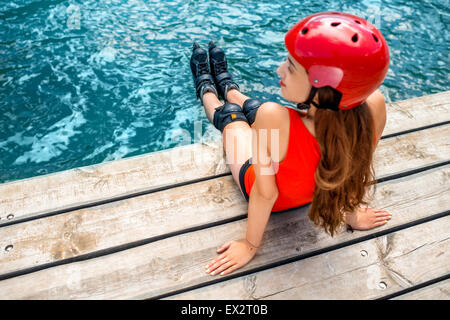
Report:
243,98,263,125
213,102,248,133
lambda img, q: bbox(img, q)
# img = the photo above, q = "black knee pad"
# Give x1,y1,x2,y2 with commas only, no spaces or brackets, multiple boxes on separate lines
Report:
243,98,263,125
213,102,248,133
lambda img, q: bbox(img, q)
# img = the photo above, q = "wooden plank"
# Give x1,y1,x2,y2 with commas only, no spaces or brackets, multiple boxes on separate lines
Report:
168,215,450,300
0,138,227,226
383,90,450,136
0,165,447,299
392,279,450,300
0,126,449,277
372,125,449,178
1,91,448,225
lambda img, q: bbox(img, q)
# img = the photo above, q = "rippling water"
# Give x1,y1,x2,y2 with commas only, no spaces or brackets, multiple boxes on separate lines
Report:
0,0,449,183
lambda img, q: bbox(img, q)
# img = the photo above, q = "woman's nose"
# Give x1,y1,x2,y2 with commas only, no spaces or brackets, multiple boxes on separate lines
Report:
277,60,287,77
276,64,283,77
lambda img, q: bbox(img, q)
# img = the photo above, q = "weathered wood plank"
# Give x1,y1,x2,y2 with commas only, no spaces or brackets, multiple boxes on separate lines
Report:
372,124,449,178
168,216,450,300
0,126,449,277
392,279,450,300
383,90,450,136
1,91,448,225
0,138,226,226
0,165,447,299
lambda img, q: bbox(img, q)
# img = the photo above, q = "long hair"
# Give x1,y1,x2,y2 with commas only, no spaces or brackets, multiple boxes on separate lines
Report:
307,86,377,236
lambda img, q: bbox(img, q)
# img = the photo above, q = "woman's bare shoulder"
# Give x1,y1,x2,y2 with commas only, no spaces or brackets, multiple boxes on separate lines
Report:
366,89,386,109
366,89,387,140
253,101,289,128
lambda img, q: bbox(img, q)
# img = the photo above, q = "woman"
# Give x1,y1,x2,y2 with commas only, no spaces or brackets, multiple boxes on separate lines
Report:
189,12,391,276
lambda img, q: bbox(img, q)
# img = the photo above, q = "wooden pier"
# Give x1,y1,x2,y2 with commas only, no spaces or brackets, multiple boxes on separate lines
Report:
0,91,449,300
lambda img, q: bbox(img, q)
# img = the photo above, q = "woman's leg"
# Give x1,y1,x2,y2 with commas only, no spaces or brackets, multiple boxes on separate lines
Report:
201,92,223,123
226,89,259,129
202,92,253,198
226,89,250,108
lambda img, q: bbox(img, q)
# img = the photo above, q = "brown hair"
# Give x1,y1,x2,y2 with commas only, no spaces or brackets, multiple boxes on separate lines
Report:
307,86,377,236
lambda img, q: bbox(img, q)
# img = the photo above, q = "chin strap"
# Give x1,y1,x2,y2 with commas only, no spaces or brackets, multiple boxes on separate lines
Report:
296,86,318,110
296,86,340,112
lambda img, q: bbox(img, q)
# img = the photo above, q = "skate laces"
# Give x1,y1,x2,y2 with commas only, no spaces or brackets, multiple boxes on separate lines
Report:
194,51,210,76
198,61,209,74
198,60,209,76
215,60,227,76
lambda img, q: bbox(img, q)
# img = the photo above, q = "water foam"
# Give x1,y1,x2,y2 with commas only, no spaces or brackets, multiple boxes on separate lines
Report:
13,111,87,165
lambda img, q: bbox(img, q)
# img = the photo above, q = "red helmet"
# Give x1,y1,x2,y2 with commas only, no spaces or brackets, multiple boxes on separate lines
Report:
285,12,390,110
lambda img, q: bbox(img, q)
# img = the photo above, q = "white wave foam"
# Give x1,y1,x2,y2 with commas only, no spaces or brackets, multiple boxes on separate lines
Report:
103,145,138,162
0,132,34,149
13,111,87,165
17,73,40,85
82,142,114,161
88,46,118,65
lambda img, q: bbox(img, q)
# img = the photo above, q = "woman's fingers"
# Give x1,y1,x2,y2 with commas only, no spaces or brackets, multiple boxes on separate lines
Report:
220,263,240,276
374,211,392,220
374,210,391,223
206,253,226,271
374,212,391,219
374,220,388,227
375,210,391,216
374,209,391,215
206,254,233,273
350,207,392,230
216,241,233,253
206,241,235,272
209,261,236,276
374,218,390,224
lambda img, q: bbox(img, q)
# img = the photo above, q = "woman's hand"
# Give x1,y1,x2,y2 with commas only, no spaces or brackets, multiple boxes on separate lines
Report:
205,240,258,276
345,206,392,231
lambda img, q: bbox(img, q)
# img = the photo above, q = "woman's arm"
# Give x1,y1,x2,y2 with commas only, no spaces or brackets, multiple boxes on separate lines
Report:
246,179,278,249
246,102,281,247
205,184,275,276
367,89,387,146
205,103,281,276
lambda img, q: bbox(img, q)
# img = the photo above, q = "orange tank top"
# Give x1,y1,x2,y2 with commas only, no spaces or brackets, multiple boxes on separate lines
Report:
243,107,378,212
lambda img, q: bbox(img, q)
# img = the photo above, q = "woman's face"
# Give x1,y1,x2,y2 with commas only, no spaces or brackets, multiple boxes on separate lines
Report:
277,54,312,104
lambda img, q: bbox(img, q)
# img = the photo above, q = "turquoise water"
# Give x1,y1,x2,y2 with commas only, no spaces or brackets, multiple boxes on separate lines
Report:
1,0,449,183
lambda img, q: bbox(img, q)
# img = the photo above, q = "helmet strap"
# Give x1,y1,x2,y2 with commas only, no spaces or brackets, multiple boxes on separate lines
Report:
296,86,318,110
296,86,341,112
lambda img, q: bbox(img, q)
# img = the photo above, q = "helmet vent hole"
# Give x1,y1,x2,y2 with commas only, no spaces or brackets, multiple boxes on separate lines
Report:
351,33,359,42
331,22,341,27
301,28,308,35
355,20,361,24
372,34,379,42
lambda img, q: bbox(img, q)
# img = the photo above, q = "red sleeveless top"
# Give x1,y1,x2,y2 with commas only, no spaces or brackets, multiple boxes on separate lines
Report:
243,107,321,212
243,107,378,212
